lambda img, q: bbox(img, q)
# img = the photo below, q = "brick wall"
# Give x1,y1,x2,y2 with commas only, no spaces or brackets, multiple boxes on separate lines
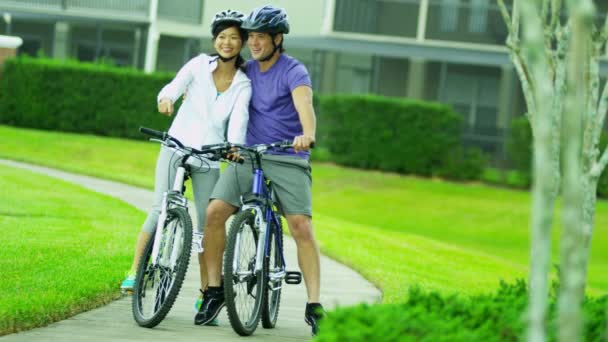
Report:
0,47,16,67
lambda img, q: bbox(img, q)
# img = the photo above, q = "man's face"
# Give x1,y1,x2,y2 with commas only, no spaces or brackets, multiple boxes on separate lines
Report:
247,32,280,61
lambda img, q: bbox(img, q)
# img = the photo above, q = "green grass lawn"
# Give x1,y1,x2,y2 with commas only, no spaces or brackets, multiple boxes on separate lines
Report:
0,163,143,335
1,125,607,306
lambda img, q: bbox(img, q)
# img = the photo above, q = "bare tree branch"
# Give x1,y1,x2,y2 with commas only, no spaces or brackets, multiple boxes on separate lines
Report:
591,77,608,178
499,0,536,121
514,52,538,123
601,11,608,54
513,0,521,38
550,0,563,31
498,0,514,34
590,148,608,178
542,0,550,26
583,44,601,174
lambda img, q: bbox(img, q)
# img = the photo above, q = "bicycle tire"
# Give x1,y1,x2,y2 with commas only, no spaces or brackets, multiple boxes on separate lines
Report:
261,220,283,329
132,207,192,328
224,210,265,336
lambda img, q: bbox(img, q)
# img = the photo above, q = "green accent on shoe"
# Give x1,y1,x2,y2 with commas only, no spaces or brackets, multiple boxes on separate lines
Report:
194,296,203,312
194,289,219,326
205,317,219,327
120,274,136,290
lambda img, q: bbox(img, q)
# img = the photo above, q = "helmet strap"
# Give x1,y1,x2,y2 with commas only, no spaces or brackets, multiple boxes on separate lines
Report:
218,54,237,63
259,35,280,62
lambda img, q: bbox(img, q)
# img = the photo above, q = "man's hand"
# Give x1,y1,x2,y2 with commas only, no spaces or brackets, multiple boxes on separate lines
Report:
158,98,174,116
226,147,243,162
293,135,315,153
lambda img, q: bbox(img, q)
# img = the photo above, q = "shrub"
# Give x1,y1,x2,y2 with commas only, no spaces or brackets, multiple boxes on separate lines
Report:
506,115,608,197
0,56,174,139
316,280,607,342
319,95,485,180
505,116,532,187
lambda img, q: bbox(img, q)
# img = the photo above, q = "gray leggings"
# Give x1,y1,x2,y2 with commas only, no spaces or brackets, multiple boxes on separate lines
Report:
141,146,220,234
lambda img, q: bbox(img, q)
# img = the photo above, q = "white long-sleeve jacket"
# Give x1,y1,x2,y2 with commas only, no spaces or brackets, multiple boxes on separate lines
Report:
157,53,251,162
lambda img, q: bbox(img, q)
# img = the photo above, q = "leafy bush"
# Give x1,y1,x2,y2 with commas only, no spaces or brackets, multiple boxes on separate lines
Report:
319,95,485,180
316,280,607,342
0,56,174,139
506,116,533,187
507,115,608,197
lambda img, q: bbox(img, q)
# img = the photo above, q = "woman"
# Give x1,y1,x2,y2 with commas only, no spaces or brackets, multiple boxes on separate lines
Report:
120,10,251,326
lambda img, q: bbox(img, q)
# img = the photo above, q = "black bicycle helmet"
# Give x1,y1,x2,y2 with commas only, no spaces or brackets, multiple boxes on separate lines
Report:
241,5,290,34
211,9,245,35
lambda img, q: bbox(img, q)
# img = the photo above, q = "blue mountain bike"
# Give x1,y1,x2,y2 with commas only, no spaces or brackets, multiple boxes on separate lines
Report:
223,142,304,336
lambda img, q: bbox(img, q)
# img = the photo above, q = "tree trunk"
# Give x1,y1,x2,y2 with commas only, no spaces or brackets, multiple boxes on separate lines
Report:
515,2,561,340
557,20,586,340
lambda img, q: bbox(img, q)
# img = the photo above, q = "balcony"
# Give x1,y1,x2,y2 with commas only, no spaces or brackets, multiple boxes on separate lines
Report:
425,0,509,46
0,0,204,25
157,0,202,25
0,0,149,22
332,0,509,46
333,0,419,39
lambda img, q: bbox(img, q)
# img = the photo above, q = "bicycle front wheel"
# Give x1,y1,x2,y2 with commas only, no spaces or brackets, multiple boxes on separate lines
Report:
224,210,265,336
132,207,192,328
261,220,283,329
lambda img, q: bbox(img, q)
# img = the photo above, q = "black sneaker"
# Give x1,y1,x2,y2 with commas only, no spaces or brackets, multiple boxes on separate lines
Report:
304,303,326,336
194,286,225,326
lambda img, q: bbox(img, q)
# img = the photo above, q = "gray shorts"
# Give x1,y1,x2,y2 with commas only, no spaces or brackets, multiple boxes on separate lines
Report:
211,154,312,217
142,146,220,234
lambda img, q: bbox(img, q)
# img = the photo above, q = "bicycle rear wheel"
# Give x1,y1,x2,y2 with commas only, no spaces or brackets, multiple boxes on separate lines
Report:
132,207,192,328
224,210,265,336
261,220,283,329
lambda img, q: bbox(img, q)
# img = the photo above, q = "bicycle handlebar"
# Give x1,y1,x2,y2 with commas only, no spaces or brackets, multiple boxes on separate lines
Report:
139,126,314,164
139,126,243,164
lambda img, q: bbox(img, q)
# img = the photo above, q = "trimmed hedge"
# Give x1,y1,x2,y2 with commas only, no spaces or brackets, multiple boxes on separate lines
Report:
507,116,608,196
319,95,484,180
0,57,484,179
316,280,607,342
0,56,173,139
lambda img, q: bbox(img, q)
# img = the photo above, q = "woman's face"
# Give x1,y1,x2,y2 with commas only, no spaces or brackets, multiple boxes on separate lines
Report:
214,26,243,59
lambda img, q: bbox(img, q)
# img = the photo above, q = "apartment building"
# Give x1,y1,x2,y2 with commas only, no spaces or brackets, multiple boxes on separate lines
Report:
2,0,606,161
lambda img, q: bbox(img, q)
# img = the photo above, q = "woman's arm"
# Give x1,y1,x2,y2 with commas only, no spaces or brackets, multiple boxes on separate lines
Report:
156,55,200,105
226,86,252,144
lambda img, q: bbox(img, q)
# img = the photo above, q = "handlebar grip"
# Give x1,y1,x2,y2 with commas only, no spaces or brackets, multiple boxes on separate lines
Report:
309,142,315,149
139,126,165,139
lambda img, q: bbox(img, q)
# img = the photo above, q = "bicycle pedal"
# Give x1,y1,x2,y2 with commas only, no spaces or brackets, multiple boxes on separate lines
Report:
284,271,302,285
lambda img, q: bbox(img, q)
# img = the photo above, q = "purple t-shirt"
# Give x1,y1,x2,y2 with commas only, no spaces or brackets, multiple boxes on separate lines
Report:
245,54,312,158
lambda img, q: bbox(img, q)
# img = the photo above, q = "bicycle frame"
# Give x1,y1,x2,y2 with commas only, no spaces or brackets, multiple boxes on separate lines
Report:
236,165,286,287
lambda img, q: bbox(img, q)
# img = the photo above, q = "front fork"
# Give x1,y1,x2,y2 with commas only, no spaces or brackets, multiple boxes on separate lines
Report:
151,167,188,269
235,205,286,290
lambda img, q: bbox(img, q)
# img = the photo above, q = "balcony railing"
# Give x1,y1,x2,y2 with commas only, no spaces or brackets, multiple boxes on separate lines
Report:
0,0,149,20
157,0,202,25
426,0,509,45
333,0,419,38
0,0,206,25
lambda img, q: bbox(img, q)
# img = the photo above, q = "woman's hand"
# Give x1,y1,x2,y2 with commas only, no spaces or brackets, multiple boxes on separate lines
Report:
158,98,174,116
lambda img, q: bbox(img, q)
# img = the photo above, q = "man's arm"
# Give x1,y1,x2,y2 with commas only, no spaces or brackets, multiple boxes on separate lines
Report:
291,85,317,152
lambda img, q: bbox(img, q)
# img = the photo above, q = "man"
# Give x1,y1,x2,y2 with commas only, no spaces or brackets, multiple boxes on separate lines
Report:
194,4,325,335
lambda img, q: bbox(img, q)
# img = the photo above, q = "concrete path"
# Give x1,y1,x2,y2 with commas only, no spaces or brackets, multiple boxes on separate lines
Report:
0,159,381,341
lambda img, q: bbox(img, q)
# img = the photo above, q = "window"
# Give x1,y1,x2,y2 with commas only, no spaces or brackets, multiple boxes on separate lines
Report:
440,0,460,32
76,42,132,66
18,38,42,57
468,0,489,33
